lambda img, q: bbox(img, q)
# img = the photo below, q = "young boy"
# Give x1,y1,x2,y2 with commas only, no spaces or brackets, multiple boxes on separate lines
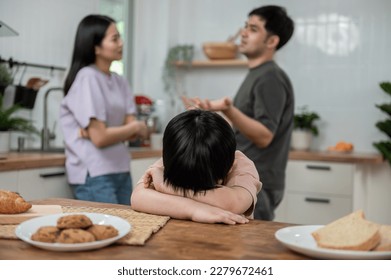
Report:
131,110,262,224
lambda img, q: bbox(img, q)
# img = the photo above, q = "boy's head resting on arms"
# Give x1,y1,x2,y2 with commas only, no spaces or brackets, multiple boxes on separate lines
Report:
163,110,236,195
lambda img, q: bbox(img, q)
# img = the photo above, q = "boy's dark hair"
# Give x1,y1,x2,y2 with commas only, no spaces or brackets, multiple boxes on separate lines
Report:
162,110,236,195
249,5,294,50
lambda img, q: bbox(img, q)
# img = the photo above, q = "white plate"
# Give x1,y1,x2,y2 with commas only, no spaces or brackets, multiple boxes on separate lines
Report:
15,212,131,252
275,225,391,260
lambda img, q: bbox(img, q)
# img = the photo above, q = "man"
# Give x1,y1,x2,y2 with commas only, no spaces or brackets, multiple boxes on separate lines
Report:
183,5,294,220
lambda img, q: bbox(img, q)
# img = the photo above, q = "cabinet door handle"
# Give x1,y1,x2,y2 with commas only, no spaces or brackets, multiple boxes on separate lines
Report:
306,165,331,171
305,197,330,204
39,172,66,178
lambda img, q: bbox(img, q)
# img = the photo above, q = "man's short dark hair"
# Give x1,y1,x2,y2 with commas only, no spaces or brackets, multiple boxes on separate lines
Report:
249,5,294,50
162,110,236,195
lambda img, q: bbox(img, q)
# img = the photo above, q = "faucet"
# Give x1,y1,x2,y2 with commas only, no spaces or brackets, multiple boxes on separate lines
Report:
41,87,63,151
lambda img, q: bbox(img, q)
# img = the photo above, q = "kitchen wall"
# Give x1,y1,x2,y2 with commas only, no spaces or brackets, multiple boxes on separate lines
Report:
1,0,390,153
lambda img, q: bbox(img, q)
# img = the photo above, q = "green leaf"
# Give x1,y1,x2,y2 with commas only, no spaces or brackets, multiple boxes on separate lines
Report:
374,81,391,167
162,45,194,95
375,103,391,117
380,82,391,96
373,141,391,166
0,64,13,86
375,120,391,138
0,95,39,134
293,106,320,136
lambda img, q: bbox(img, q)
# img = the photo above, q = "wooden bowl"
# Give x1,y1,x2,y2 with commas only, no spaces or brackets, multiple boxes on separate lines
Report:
202,42,238,60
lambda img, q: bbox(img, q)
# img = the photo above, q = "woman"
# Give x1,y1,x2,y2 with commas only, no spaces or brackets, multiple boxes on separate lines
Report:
60,15,148,205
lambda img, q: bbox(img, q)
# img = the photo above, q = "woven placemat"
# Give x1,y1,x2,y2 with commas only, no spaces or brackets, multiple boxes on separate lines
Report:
0,225,18,240
0,206,170,246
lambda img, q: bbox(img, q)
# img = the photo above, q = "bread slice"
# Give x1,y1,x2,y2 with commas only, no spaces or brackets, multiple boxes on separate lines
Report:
311,210,380,251
373,225,391,251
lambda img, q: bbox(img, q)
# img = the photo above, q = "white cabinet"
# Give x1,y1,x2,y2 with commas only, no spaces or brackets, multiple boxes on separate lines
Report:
0,171,18,192
275,160,354,225
0,157,160,201
17,167,73,200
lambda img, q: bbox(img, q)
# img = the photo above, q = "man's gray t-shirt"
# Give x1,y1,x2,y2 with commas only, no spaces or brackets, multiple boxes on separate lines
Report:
233,60,294,191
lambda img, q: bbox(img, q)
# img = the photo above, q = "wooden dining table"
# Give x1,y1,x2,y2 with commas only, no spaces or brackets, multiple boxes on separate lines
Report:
0,198,308,260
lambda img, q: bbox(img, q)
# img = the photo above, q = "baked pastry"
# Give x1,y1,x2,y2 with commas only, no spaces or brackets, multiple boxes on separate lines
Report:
56,228,96,243
87,224,119,240
57,214,93,229
31,226,61,243
30,214,120,244
312,210,380,251
0,189,32,214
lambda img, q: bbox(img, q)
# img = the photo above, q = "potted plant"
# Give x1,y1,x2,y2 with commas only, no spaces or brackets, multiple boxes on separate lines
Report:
162,44,194,98
291,105,320,150
0,95,38,153
373,81,391,165
0,63,13,95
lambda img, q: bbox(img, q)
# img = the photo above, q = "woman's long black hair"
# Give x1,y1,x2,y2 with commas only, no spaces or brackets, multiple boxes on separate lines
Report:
63,15,115,95
163,110,236,194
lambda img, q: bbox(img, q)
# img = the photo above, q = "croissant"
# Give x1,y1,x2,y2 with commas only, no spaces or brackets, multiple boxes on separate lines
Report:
0,189,32,214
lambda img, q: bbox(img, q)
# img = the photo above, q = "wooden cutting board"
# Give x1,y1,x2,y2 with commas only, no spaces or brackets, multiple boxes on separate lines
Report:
0,205,63,224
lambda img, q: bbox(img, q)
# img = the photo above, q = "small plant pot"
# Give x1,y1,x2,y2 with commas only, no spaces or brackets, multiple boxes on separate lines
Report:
291,130,313,150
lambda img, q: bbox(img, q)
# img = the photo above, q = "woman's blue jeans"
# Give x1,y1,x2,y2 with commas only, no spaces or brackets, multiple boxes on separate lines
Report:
71,172,132,205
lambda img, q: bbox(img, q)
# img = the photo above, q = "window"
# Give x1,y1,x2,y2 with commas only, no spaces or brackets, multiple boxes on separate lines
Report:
99,0,133,78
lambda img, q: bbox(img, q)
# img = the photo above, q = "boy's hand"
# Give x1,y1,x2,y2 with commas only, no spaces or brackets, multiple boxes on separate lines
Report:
143,173,154,189
143,167,184,196
191,205,249,225
143,168,163,189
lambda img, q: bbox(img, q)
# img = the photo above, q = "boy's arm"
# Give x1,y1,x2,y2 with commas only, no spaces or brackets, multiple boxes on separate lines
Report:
188,185,255,215
146,152,261,216
144,168,252,214
131,178,249,225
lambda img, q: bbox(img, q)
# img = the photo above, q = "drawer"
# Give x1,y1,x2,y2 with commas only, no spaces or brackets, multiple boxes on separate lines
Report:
284,192,352,225
18,167,73,200
286,160,354,195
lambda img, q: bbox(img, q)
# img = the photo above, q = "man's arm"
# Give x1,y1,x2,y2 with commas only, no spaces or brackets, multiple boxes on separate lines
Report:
222,105,273,148
182,96,273,148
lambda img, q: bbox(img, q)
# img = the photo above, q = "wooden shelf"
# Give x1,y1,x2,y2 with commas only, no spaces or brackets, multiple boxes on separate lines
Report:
174,59,247,67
